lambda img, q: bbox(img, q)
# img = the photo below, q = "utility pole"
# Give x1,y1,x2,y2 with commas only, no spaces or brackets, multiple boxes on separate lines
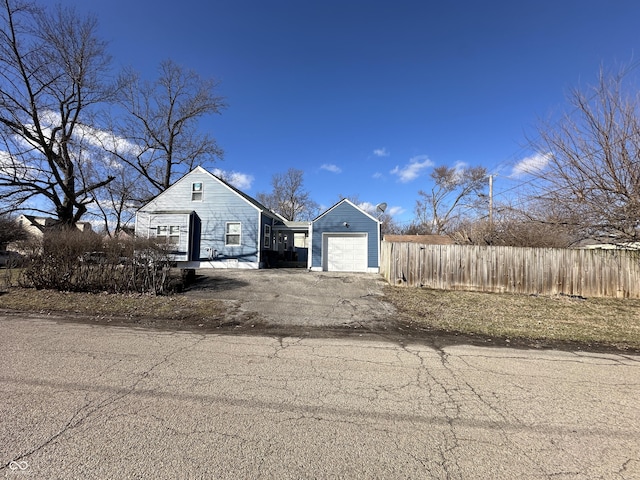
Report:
489,174,493,229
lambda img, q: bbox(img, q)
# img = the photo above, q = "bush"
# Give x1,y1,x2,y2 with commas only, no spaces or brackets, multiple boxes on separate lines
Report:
19,230,181,295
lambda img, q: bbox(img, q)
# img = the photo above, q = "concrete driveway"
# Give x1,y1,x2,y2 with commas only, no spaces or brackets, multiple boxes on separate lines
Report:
184,269,397,329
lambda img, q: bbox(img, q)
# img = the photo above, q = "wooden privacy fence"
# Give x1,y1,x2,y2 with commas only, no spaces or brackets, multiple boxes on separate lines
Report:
380,242,640,298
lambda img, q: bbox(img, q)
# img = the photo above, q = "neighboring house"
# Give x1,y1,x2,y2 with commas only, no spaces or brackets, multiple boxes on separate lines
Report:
310,199,381,273
578,241,640,250
16,214,93,238
4,215,93,255
383,234,454,245
135,168,381,272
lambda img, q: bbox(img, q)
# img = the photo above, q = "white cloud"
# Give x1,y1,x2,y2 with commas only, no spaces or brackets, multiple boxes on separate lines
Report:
511,152,551,177
80,124,142,157
357,201,405,217
390,155,434,183
17,110,142,158
357,202,376,214
0,150,37,180
212,168,254,190
320,163,342,173
373,147,389,157
452,160,467,174
372,172,383,179
387,206,405,217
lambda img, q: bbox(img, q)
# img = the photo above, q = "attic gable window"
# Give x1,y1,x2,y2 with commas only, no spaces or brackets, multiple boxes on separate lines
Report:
191,182,203,201
225,222,241,246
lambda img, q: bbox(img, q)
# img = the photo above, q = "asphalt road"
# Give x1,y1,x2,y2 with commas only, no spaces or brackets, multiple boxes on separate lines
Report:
2,315,639,479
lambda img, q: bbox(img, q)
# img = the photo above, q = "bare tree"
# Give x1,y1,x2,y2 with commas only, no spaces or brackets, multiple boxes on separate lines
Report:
0,214,27,245
529,66,640,243
114,59,226,203
414,165,488,234
257,168,318,221
450,201,575,247
90,160,144,236
0,0,115,226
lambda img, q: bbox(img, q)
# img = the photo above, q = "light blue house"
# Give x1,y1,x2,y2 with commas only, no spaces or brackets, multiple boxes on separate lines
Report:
136,167,281,269
309,199,381,273
136,168,381,272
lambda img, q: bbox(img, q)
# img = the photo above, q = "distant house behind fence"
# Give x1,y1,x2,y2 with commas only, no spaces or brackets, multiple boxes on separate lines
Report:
383,234,454,245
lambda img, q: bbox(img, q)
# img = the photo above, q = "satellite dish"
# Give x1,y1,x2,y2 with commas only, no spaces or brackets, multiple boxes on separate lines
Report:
376,202,387,214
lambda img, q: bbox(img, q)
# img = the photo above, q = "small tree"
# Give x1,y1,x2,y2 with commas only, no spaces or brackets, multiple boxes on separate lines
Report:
414,165,488,234
257,168,319,221
90,157,145,236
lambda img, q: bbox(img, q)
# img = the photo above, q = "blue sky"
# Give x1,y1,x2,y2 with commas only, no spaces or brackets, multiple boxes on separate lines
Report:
63,0,640,224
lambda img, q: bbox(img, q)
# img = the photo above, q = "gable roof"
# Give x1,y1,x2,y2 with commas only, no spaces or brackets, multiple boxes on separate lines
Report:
313,198,381,224
198,167,276,215
18,214,93,232
19,214,47,233
141,166,280,220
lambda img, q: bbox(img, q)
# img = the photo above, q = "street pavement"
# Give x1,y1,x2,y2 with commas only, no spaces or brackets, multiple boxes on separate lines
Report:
1,315,639,479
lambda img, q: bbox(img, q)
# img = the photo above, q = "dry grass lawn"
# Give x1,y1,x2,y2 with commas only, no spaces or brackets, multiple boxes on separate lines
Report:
2,266,639,351
385,286,640,351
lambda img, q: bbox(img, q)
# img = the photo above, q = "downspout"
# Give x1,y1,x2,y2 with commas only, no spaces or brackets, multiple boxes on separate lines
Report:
258,213,262,268
307,221,313,270
377,219,381,273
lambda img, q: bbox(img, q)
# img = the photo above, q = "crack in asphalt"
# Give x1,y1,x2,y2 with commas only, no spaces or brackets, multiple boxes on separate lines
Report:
2,308,639,479
1,336,206,470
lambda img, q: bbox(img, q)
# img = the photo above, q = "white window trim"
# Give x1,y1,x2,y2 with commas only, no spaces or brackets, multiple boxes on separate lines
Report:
191,182,203,201
157,225,180,244
225,222,241,246
264,224,271,248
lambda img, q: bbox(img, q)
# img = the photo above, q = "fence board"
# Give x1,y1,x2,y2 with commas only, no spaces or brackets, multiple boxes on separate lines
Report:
380,242,640,298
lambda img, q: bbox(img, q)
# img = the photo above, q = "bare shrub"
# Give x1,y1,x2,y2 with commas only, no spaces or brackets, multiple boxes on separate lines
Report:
20,231,179,295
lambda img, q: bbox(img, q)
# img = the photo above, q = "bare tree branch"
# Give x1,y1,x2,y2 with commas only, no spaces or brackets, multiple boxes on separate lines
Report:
0,0,115,226
414,165,487,234
257,168,318,221
114,59,226,203
529,65,640,243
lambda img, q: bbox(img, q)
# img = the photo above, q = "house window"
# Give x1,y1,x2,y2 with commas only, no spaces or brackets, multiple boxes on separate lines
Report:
191,182,203,201
264,225,271,248
226,222,241,246
157,225,180,244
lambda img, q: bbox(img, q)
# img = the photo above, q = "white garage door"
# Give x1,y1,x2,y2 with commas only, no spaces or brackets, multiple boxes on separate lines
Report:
323,234,368,272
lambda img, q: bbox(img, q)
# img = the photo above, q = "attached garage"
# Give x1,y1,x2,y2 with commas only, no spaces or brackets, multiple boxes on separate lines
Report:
323,233,368,272
310,199,381,273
